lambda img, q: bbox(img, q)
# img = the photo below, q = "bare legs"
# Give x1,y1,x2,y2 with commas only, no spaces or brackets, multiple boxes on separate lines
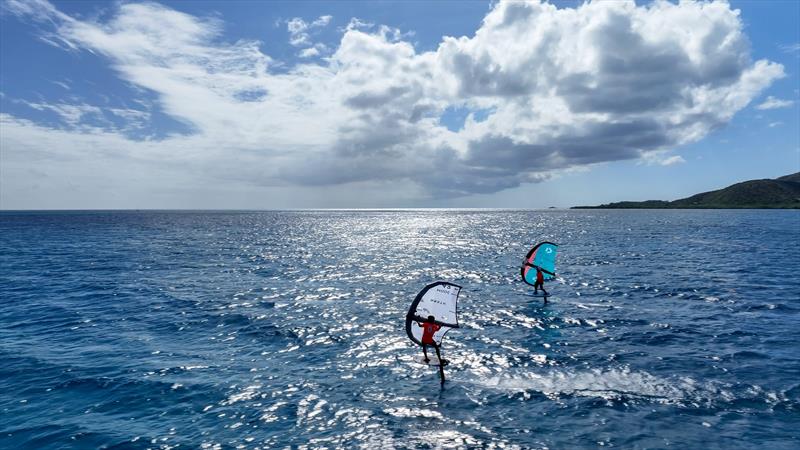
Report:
421,343,446,386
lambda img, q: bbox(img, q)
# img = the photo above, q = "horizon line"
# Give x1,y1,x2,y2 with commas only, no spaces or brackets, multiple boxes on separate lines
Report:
0,207,567,212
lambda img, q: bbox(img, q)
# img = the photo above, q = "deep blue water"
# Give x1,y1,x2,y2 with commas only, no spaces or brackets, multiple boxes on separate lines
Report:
1,210,799,449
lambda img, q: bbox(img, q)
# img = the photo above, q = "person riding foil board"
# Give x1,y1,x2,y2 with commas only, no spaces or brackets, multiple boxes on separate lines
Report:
521,242,558,301
405,282,462,387
418,315,443,363
533,266,549,297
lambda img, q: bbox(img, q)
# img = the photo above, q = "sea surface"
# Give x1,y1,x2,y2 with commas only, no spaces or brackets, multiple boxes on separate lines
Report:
1,210,799,449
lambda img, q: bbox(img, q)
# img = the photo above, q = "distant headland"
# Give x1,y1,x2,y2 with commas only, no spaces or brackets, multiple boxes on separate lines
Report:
573,173,800,209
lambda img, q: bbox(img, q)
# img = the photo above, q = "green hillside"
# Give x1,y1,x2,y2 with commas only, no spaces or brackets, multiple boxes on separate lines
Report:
574,173,800,209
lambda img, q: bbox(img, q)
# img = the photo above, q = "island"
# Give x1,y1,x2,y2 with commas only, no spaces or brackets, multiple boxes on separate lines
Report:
573,172,800,209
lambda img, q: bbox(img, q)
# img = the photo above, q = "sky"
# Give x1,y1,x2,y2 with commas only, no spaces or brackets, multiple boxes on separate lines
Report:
0,0,798,209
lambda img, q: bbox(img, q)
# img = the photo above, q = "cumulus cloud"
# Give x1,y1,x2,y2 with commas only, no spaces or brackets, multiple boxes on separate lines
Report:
298,47,318,58
0,0,786,204
756,96,794,110
287,14,332,50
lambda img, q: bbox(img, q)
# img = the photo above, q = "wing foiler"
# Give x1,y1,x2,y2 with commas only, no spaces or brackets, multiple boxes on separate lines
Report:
405,281,461,346
521,242,558,286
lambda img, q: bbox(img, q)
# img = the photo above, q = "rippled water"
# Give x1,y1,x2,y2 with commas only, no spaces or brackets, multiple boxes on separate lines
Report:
1,210,799,449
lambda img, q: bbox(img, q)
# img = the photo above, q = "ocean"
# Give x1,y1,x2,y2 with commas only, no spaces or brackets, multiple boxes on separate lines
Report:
1,210,798,449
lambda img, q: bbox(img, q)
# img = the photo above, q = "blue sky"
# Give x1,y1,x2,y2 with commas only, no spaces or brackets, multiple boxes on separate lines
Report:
1,0,798,209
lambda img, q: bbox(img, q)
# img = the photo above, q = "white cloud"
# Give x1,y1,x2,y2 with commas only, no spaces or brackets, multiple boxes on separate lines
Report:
19,100,103,126
3,0,63,22
297,43,328,59
286,17,311,46
659,155,686,166
0,0,786,206
756,96,794,110
287,15,332,48
298,47,320,58
780,43,800,53
16,97,151,132
344,18,373,32
639,151,685,167
768,121,783,128
312,15,332,28
49,79,71,90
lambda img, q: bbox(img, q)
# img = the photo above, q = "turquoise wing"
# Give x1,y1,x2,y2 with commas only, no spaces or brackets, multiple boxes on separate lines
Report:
521,242,558,284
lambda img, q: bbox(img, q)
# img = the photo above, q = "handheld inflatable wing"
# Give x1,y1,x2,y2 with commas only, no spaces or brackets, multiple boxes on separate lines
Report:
521,241,558,286
405,282,461,346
